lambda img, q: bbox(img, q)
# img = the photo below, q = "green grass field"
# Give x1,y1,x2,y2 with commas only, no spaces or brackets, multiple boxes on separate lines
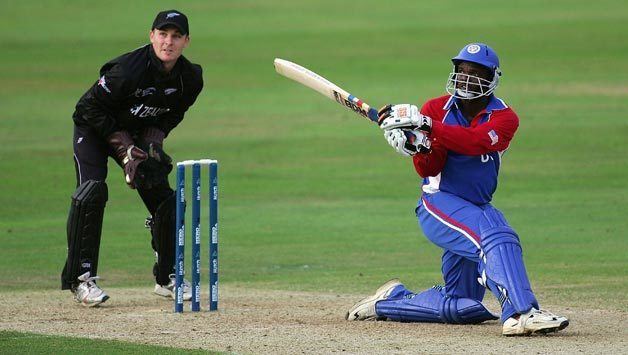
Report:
0,330,214,354
1,0,627,352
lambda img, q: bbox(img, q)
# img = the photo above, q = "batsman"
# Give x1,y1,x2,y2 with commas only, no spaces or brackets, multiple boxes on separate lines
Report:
61,10,203,306
346,43,569,336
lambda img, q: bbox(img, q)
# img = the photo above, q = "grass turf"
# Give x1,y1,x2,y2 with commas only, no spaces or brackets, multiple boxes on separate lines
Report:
0,330,216,354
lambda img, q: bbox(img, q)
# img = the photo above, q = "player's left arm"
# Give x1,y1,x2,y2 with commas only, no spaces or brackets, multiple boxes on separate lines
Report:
412,100,447,177
430,109,519,155
412,138,447,177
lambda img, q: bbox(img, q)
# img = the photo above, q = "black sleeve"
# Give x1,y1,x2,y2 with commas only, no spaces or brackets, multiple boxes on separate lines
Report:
74,64,132,138
157,65,204,137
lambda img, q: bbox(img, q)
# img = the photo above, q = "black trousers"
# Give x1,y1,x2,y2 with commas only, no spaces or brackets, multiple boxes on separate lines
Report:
61,124,173,289
71,124,173,213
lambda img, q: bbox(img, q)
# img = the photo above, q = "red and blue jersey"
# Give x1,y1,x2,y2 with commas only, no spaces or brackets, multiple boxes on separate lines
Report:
413,95,519,205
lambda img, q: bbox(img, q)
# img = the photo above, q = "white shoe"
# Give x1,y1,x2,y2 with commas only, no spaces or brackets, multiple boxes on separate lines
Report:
73,272,109,307
502,308,569,336
346,279,403,321
154,274,192,301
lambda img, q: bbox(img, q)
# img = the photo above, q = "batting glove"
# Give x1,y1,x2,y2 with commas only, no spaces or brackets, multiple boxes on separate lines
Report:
378,104,432,134
384,128,431,156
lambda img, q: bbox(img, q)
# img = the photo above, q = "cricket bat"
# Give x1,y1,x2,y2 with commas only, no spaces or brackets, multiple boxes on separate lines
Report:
273,58,380,123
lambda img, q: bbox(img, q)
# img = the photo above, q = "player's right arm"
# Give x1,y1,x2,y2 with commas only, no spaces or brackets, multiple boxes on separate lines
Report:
74,63,131,138
74,64,149,188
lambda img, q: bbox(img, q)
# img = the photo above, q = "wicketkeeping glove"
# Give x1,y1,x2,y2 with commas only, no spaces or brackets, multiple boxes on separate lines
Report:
384,128,432,156
147,143,172,167
378,104,432,134
134,143,173,190
107,131,148,189
140,127,165,147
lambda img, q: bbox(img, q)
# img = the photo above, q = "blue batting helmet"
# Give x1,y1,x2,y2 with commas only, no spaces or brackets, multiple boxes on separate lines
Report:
446,43,502,99
452,43,500,71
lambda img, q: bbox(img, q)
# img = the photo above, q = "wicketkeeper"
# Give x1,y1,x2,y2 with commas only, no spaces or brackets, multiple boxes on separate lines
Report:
346,43,569,336
61,9,203,306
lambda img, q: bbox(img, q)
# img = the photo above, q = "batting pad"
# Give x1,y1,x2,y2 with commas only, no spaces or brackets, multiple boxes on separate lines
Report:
376,286,498,324
480,208,539,315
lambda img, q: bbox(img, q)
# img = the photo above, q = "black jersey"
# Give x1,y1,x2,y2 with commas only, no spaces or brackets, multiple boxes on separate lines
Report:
73,44,203,138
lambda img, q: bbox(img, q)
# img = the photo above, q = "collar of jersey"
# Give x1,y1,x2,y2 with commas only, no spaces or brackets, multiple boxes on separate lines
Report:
443,95,507,113
148,45,182,79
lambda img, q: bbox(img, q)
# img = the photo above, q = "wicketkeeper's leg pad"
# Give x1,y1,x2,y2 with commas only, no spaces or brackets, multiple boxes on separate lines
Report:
376,286,498,324
61,180,108,290
480,207,539,320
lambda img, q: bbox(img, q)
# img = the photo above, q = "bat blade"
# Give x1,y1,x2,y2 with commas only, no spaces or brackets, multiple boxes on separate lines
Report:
273,58,379,123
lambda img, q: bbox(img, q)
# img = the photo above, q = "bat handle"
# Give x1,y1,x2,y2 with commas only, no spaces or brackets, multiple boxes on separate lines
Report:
367,108,379,123
404,130,415,143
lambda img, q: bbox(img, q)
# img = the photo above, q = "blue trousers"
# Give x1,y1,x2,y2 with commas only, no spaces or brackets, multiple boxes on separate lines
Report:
376,191,539,323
